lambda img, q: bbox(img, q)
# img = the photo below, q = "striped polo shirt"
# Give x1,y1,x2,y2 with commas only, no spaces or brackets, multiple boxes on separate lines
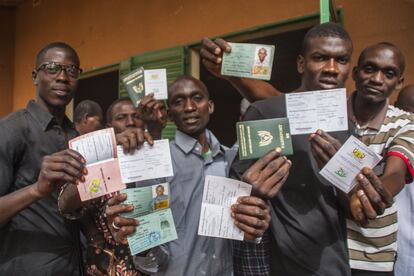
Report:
347,93,414,272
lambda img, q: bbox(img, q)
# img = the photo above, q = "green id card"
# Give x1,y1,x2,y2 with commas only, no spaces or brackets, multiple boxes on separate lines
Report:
221,42,275,80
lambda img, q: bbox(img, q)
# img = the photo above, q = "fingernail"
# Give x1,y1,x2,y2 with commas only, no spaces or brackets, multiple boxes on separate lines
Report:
357,174,364,180
226,46,231,52
317,129,322,135
231,212,235,218
214,48,220,55
83,168,88,175
275,147,281,153
217,57,222,63
81,158,86,164
135,219,139,225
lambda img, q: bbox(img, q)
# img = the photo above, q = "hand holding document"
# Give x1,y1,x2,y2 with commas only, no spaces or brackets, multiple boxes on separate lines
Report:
319,136,382,193
117,139,173,184
221,42,275,80
198,175,252,241
123,183,178,255
122,67,168,107
285,88,348,135
236,118,293,160
69,128,125,201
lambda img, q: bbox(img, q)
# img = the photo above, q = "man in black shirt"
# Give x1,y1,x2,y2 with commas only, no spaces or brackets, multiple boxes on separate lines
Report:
0,42,87,275
201,23,353,275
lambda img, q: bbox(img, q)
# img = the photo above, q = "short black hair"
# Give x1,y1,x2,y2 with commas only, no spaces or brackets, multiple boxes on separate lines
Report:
168,76,210,100
73,100,103,124
35,42,80,67
357,42,406,75
301,22,353,55
106,97,132,124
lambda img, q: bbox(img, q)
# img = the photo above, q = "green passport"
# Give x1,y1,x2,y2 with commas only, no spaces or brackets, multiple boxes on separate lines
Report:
236,118,293,160
121,66,145,107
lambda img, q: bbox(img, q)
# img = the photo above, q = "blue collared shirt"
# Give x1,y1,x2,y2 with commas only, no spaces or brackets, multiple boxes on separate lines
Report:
155,129,237,276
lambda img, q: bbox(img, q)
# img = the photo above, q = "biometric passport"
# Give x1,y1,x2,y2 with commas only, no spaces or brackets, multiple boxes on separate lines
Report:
122,67,145,107
236,118,293,160
122,67,168,107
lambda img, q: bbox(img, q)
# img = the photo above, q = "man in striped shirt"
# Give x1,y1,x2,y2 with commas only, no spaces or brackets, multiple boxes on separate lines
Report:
312,42,414,275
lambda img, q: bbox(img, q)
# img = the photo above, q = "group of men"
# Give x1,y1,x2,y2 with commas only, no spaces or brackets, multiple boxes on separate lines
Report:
0,22,413,276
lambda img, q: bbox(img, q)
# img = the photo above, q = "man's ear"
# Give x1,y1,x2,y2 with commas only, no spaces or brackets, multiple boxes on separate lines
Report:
352,66,358,81
32,70,38,85
81,114,89,124
396,76,404,91
208,100,214,115
297,55,305,74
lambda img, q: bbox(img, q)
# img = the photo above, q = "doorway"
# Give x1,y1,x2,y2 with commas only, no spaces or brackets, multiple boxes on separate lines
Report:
74,69,119,124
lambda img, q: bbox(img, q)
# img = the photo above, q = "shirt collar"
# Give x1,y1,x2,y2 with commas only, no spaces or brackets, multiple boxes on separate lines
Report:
347,91,388,131
174,129,224,157
27,100,74,131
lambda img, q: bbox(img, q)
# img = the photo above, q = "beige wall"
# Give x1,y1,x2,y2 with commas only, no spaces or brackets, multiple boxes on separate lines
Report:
0,7,15,117
6,0,414,113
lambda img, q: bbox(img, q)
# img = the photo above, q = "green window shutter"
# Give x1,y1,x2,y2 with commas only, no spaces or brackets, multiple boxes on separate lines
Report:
161,121,177,140
130,46,187,87
119,46,188,140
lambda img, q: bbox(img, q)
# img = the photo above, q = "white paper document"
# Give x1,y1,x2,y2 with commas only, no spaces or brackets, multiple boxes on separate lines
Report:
320,136,382,193
69,128,125,201
70,129,115,165
117,139,173,184
198,175,252,241
144,69,168,100
285,88,348,135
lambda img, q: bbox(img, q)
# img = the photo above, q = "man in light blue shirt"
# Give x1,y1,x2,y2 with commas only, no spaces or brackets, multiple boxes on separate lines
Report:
106,76,287,275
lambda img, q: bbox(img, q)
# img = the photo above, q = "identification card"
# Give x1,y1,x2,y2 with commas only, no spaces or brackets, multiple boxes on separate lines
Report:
69,128,125,201
285,88,348,135
198,175,252,240
236,117,293,160
122,67,168,107
117,139,173,184
123,183,177,255
221,42,275,80
319,136,382,193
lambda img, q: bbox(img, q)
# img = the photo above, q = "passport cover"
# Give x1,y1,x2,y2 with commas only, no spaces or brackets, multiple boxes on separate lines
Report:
236,118,293,160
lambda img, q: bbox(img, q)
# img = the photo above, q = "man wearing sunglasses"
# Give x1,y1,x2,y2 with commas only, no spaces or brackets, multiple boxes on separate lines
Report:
0,42,87,275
